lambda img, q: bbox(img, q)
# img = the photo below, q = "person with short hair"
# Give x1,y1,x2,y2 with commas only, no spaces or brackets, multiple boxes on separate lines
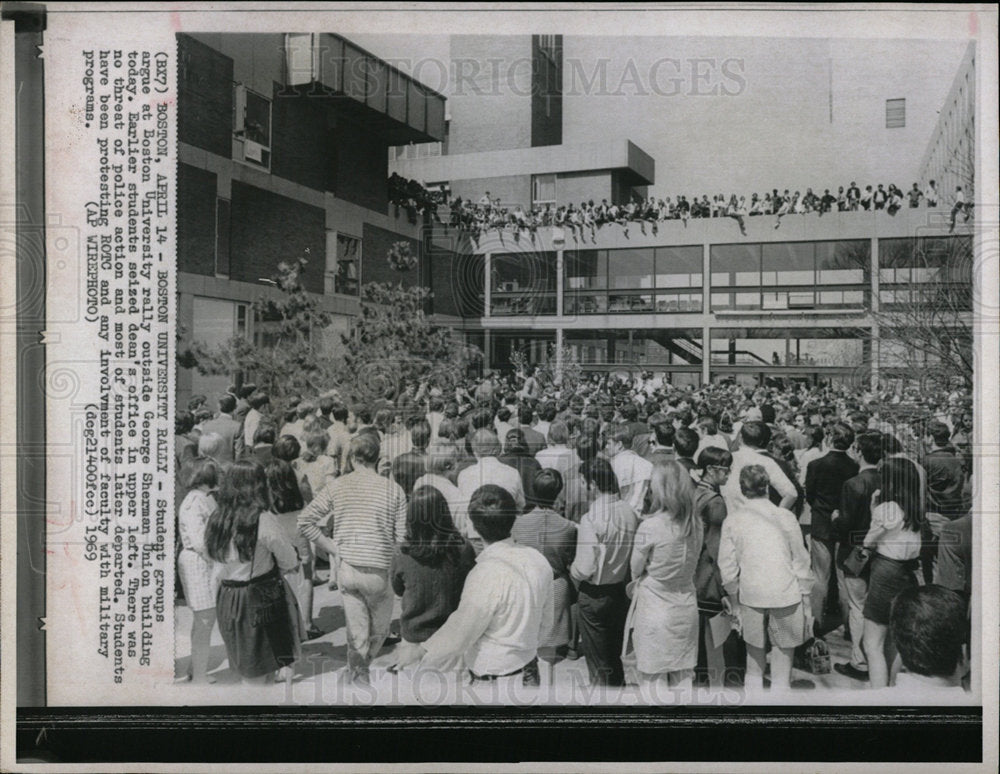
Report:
535,420,582,484
570,458,638,686
889,585,969,693
673,427,701,475
692,446,740,688
625,461,703,696
392,485,554,688
805,422,858,636
605,423,653,515
414,442,473,541
325,402,352,475
718,465,812,692
297,432,408,684
295,428,337,499
250,423,276,467
200,393,241,462
512,469,578,655
721,421,798,514
392,419,432,497
242,391,271,450
831,431,882,682
457,429,526,516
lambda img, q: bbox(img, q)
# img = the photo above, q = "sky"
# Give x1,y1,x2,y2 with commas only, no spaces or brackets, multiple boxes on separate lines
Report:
349,33,969,198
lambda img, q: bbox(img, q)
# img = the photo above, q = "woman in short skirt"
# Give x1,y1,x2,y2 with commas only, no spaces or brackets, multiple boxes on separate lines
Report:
625,460,702,698
862,456,923,688
177,457,221,683
266,458,321,641
206,459,301,684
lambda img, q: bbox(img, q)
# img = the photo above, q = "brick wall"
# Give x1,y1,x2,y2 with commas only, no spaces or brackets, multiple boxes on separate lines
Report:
361,223,421,289
177,163,218,276
334,116,389,212
178,34,233,158
229,180,327,293
271,87,334,192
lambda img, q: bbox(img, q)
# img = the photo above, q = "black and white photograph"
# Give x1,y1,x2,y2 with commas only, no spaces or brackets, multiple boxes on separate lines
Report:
3,3,998,770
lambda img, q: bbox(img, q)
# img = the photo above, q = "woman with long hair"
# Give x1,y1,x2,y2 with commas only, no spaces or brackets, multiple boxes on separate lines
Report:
177,457,221,683
391,486,475,663
862,456,923,688
206,460,301,684
624,460,702,698
265,459,322,642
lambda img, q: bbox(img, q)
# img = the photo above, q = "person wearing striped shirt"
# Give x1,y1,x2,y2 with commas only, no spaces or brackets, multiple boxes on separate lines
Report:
298,432,407,684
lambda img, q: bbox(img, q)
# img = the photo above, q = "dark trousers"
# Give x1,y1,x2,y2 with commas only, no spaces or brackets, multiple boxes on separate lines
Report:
577,581,628,686
696,611,747,686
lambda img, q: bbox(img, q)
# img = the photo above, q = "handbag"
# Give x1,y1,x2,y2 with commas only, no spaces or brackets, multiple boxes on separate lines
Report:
842,545,871,577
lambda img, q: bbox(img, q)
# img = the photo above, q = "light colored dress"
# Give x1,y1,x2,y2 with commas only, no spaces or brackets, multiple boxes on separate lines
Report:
625,512,702,674
177,489,220,611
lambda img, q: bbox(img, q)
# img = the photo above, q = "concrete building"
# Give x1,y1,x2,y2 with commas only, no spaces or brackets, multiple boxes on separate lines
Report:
918,41,976,204
391,35,974,389
175,33,446,404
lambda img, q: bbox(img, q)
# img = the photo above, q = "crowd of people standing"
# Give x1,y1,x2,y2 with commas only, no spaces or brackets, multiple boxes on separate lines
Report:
175,371,974,701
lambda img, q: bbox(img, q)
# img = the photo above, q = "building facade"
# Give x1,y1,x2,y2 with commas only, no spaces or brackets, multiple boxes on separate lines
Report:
175,32,446,405
392,34,974,389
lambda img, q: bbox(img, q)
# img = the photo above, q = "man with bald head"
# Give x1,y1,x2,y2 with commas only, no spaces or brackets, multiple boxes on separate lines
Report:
457,429,526,515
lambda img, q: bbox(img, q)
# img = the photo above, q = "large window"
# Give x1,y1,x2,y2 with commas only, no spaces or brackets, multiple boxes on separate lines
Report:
712,240,869,311
326,233,360,296
878,236,972,310
710,328,865,367
532,174,557,207
490,251,557,316
233,84,272,170
565,246,703,315
886,98,906,129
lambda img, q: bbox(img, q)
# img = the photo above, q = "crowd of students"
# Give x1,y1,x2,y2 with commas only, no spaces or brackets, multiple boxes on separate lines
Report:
175,372,974,700
384,173,973,244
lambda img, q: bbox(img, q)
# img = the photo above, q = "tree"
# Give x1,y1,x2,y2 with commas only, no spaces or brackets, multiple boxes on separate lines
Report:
337,282,481,405
836,235,974,391
181,250,341,403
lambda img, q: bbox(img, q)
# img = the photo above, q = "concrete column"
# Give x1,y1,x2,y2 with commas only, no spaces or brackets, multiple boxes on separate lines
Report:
870,236,879,392
484,329,492,373
555,248,564,317
484,252,492,318
702,242,711,314
555,327,564,385
702,323,711,385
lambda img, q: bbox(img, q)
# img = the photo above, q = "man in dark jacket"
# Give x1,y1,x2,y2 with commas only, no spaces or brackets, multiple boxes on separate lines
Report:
693,446,745,686
805,422,858,635
921,420,969,583
832,431,882,681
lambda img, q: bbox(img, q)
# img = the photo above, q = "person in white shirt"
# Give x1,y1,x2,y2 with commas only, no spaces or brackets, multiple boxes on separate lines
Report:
391,485,553,688
605,424,653,515
570,458,639,686
457,429,526,515
924,179,938,207
721,421,798,515
414,442,472,544
535,420,582,484
718,465,812,692
694,415,730,460
242,392,269,451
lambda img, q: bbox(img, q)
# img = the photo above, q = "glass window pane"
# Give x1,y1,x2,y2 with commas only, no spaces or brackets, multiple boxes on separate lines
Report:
816,240,868,283
655,246,703,288
607,248,654,289
762,242,815,285
711,244,760,287
565,250,607,290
